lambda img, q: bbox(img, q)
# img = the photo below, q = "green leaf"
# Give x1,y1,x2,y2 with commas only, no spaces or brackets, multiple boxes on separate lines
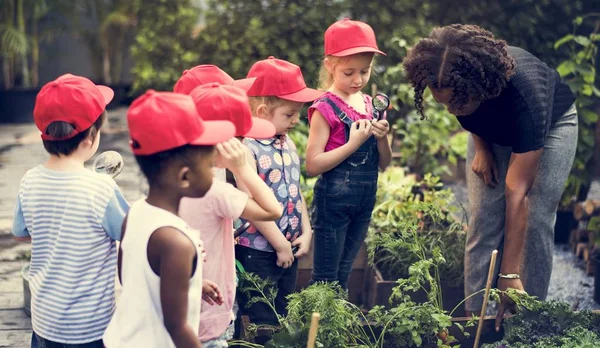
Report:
574,35,591,46
556,61,575,77
554,34,574,49
592,85,600,97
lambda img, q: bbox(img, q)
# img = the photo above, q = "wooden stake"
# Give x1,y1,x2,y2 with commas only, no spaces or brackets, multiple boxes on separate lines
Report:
306,312,321,348
474,250,498,348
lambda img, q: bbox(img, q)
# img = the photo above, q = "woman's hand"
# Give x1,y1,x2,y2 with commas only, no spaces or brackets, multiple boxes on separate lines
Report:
472,149,499,187
495,278,524,332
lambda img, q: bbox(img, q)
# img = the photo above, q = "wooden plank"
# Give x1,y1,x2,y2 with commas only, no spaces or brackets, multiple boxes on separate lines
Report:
0,293,23,310
0,309,31,330
0,277,22,293
0,329,31,348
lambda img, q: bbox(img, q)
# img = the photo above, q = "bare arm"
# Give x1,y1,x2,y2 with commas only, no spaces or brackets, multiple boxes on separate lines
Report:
500,150,543,275
291,193,313,258
305,111,363,177
372,120,392,170
117,216,128,285
234,164,281,221
149,227,202,348
472,133,491,152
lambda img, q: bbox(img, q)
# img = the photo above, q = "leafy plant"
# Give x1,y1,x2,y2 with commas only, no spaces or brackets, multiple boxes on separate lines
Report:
555,14,600,209
130,0,200,92
482,290,600,348
368,170,467,289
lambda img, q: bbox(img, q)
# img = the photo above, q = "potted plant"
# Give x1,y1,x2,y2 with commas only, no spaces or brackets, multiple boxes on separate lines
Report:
553,15,600,244
365,169,467,315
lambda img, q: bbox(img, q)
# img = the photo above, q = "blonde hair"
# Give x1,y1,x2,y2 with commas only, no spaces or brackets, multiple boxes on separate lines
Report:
318,53,376,90
248,96,303,118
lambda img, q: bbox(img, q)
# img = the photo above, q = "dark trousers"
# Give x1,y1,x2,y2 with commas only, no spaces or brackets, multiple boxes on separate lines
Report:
32,331,103,348
235,245,298,325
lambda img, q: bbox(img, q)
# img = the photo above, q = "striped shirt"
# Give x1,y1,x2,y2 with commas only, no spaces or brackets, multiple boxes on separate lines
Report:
12,165,129,344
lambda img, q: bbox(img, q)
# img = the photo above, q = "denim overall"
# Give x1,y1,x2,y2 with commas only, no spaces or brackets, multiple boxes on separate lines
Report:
310,97,379,289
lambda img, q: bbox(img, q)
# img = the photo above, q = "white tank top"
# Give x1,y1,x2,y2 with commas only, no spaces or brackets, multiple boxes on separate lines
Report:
103,199,203,348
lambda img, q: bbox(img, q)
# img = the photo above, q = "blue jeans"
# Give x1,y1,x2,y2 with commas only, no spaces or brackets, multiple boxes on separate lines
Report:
32,331,103,348
310,170,377,289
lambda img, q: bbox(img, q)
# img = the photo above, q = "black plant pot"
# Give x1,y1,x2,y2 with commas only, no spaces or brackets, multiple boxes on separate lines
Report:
554,210,577,244
0,88,41,124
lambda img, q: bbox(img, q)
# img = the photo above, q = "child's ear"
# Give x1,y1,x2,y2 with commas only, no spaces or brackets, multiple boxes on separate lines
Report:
324,57,334,73
178,166,191,189
80,134,94,149
256,103,269,119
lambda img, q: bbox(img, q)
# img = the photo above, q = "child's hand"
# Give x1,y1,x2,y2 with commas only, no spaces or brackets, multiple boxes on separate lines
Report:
215,138,249,173
202,279,224,306
275,243,295,269
291,233,311,258
371,119,390,140
348,120,372,148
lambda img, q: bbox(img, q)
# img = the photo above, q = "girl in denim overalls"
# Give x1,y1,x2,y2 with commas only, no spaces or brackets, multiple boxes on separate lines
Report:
306,19,392,289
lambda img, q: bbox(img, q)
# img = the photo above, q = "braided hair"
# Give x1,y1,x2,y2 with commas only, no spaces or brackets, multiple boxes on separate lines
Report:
403,24,515,119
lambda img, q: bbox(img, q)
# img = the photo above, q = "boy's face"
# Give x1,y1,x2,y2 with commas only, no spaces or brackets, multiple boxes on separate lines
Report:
265,100,304,135
180,146,217,198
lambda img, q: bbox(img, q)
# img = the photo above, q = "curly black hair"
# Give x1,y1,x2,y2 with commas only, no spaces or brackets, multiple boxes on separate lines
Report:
403,24,516,119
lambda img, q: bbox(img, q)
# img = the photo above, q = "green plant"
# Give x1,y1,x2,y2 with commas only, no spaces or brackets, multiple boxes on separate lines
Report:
368,170,466,288
130,0,200,92
482,290,600,348
555,14,600,209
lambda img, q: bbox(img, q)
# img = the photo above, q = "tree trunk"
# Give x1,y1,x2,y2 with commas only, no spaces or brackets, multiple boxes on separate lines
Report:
2,58,12,89
16,0,30,88
102,43,111,85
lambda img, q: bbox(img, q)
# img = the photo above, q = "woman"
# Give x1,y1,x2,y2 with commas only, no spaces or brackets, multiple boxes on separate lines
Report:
403,24,577,327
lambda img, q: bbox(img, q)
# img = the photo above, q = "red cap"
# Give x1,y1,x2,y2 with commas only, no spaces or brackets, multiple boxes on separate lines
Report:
246,57,324,102
34,74,114,140
173,65,257,95
190,83,275,139
324,18,385,57
127,90,235,155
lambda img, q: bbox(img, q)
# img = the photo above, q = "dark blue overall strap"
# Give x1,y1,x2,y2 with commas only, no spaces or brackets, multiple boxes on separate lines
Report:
319,97,354,127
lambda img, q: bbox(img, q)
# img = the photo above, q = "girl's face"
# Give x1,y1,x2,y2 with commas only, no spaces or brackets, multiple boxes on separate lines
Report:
327,54,374,96
260,100,304,136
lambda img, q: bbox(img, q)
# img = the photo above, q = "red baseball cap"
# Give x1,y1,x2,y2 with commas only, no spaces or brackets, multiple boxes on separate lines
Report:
173,65,257,95
246,57,324,102
190,83,275,139
325,18,386,57
127,90,235,155
34,74,114,140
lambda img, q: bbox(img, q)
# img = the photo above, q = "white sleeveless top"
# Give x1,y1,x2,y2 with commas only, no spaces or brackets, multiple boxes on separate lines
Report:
103,199,203,348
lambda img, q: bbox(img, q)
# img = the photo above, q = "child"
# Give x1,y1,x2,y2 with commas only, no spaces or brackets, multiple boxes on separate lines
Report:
235,57,323,326
306,19,392,289
11,74,129,347
178,83,281,346
173,64,256,95
102,91,235,348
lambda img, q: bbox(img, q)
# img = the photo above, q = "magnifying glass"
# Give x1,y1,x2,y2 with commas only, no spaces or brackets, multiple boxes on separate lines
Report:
93,150,124,178
372,92,390,121
234,221,251,238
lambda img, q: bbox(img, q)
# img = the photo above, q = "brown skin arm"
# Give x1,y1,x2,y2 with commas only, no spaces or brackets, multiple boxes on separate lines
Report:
117,216,127,285
148,226,201,348
500,149,543,275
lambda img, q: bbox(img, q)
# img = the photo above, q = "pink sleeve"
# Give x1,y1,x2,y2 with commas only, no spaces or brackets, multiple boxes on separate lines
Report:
308,100,341,129
211,181,248,221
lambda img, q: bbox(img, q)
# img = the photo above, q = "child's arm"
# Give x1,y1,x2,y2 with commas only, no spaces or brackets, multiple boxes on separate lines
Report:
148,227,202,348
11,196,31,242
371,120,392,170
291,193,312,258
102,187,130,241
235,145,295,269
306,111,373,177
216,139,280,221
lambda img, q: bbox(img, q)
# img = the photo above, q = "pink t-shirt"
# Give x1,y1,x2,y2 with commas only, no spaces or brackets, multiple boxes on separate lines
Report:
178,180,248,341
307,91,376,152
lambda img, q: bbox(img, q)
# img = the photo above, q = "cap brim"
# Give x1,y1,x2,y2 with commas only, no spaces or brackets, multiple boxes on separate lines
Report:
279,88,326,103
191,120,236,145
330,47,386,57
243,118,276,139
97,85,115,105
232,77,257,92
